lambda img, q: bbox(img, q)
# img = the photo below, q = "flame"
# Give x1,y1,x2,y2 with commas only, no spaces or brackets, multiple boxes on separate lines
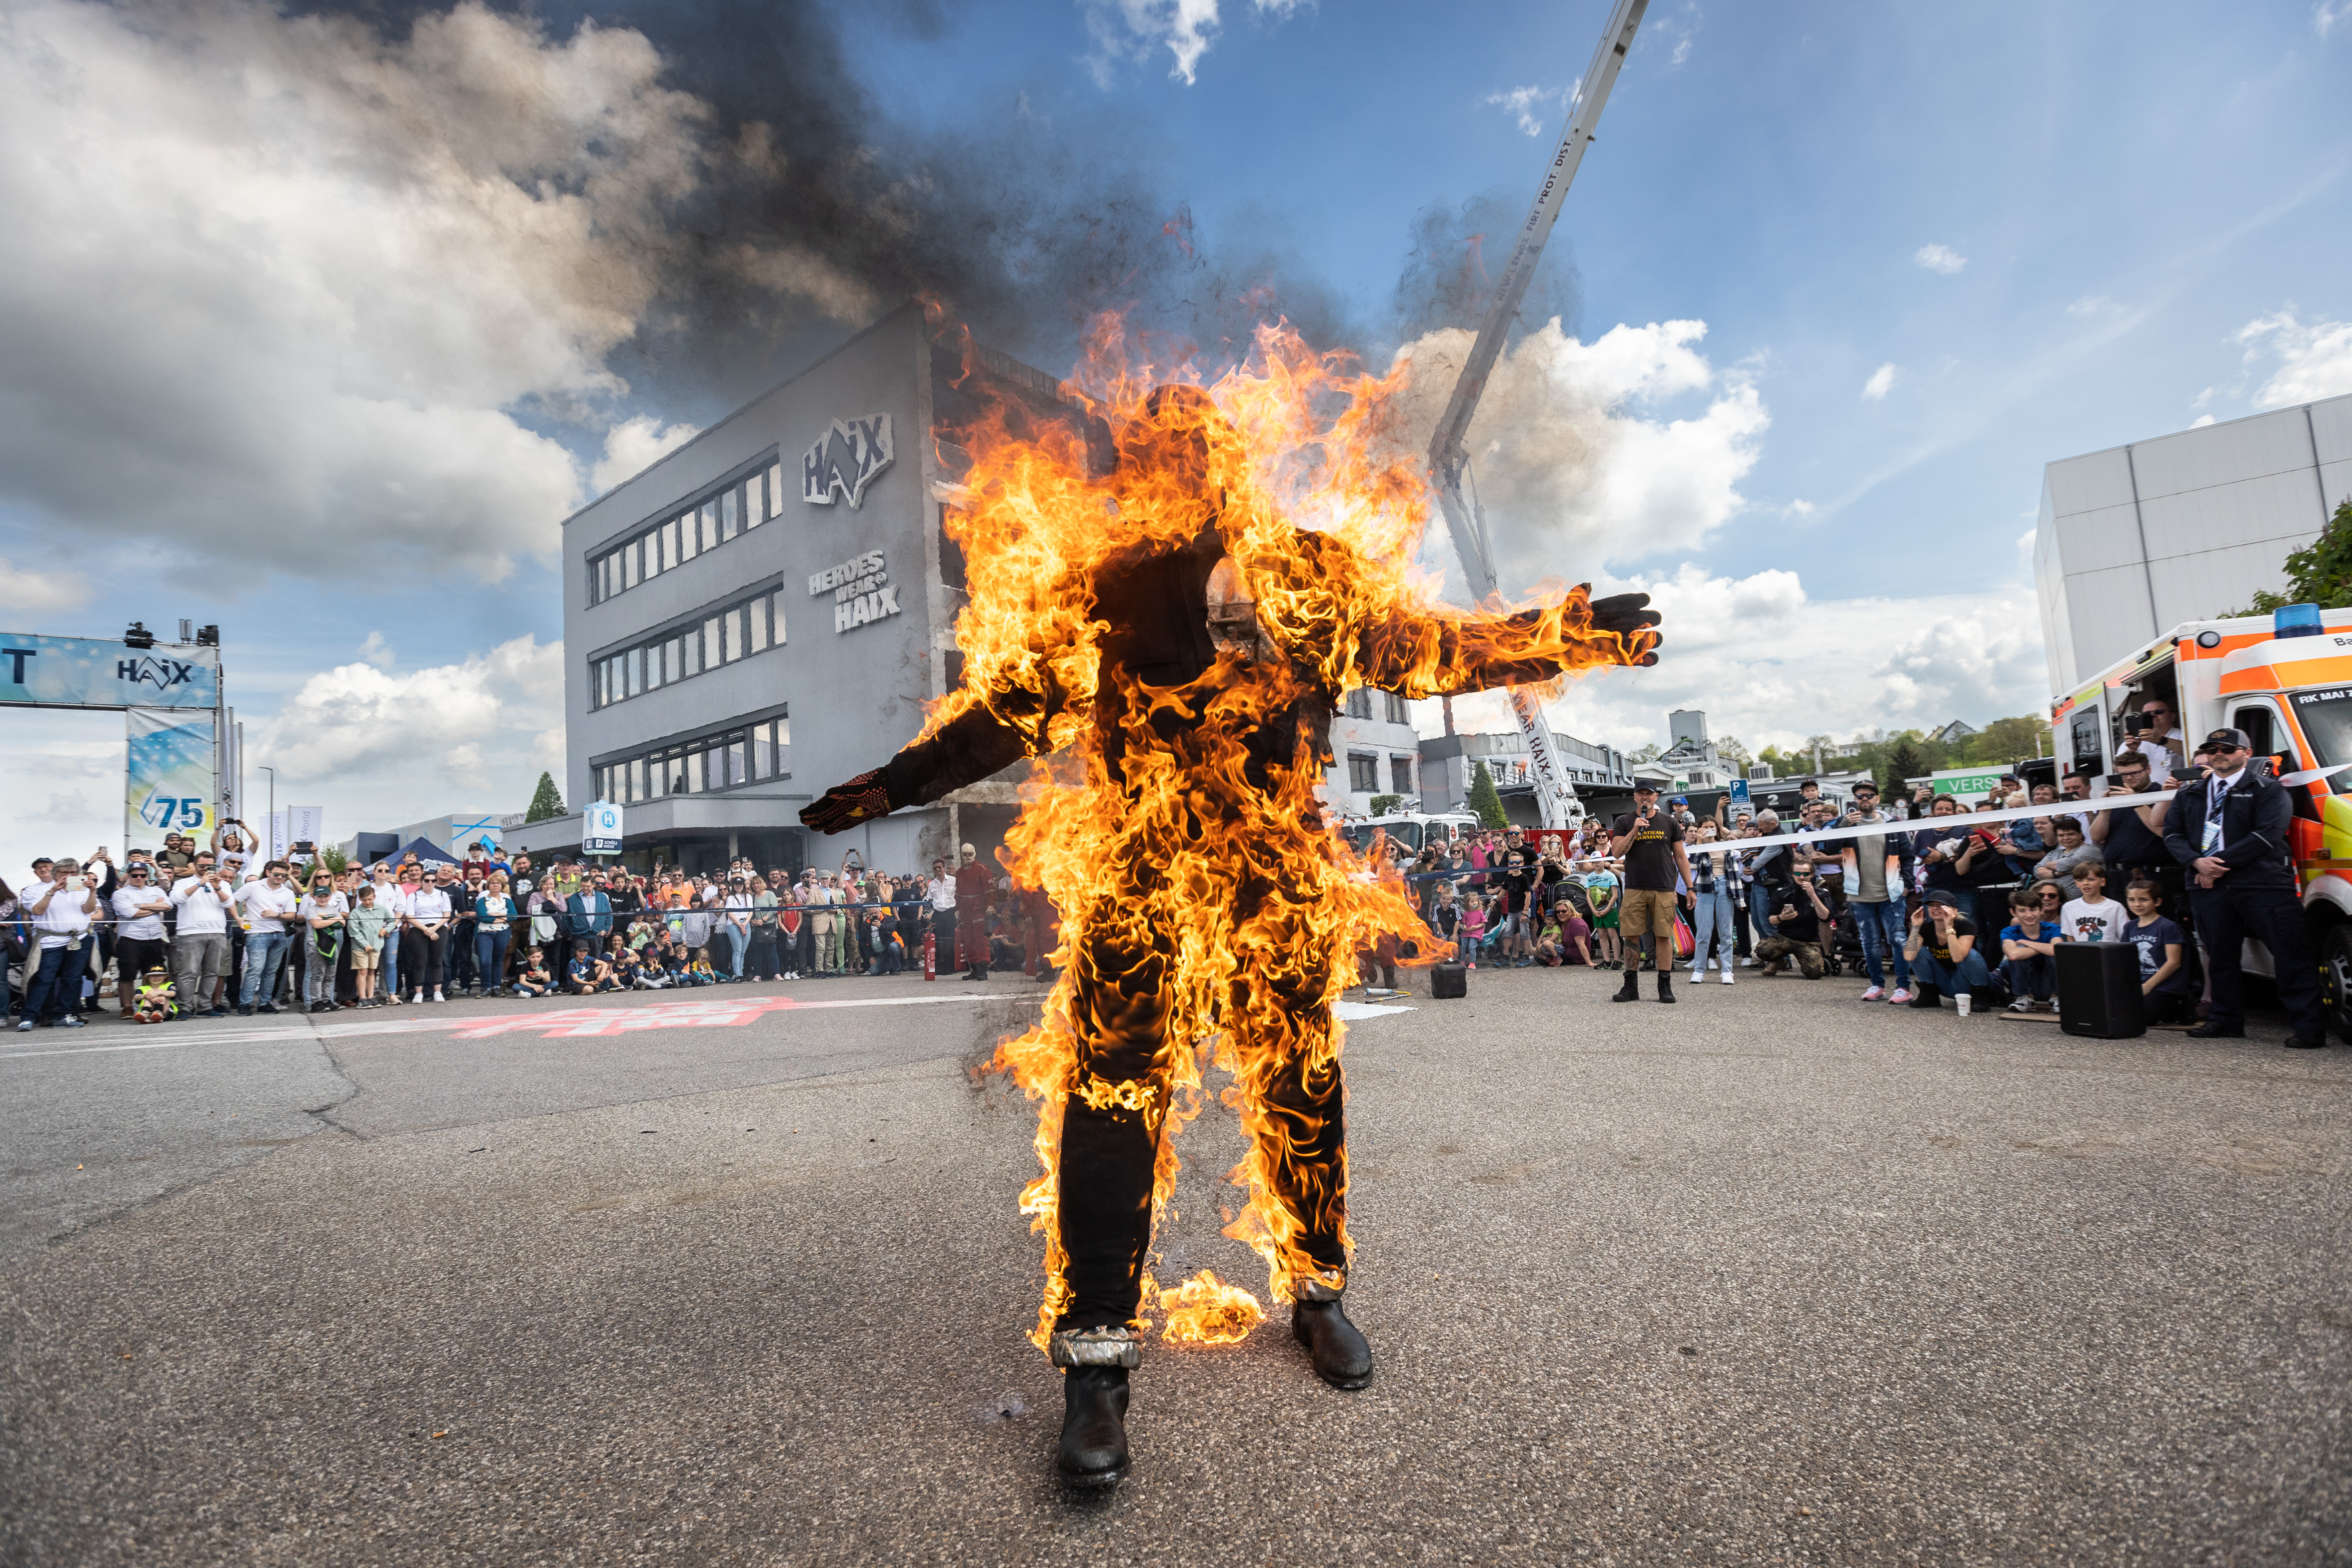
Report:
1157,1269,1267,1346
947,309,1656,1353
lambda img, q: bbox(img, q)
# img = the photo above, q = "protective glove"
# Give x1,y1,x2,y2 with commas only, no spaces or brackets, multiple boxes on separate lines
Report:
800,769,893,834
1585,590,1662,666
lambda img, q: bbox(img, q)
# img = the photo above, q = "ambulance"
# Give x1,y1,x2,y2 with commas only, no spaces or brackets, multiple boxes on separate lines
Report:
2050,602,2352,1035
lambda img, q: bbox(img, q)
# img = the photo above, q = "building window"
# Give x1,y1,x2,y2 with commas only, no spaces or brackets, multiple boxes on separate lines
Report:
588,586,787,710
595,712,791,805
587,450,780,606
1347,753,1378,792
1383,692,1409,725
1344,689,1372,720
1391,756,1414,793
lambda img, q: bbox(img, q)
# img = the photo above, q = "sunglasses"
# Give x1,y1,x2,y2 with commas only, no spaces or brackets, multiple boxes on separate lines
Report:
2207,744,2244,754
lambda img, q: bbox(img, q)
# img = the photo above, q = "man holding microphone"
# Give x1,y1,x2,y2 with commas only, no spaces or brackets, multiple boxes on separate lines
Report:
1609,781,1694,1004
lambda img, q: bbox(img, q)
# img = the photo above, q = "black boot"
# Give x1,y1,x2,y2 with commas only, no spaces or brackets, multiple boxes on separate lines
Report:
1656,970,1676,1004
1292,1297,1373,1389
1907,984,1942,1008
1056,1368,1131,1487
1610,969,1641,1002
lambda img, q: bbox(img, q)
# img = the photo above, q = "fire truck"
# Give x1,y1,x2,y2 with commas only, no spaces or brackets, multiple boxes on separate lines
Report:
2051,602,2352,1036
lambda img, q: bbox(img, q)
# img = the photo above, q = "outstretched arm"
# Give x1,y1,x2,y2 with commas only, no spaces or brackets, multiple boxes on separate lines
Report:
800,703,1035,835
801,599,1084,835
1359,588,1659,695
1257,528,1660,696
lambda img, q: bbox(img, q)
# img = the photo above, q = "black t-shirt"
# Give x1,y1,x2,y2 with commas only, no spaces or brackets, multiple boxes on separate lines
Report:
1501,865,1534,913
1610,810,1684,892
1922,915,1976,965
1770,885,1822,945
2100,801,2167,868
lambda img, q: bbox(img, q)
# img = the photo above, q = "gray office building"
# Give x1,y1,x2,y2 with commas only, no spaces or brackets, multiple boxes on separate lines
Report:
509,303,1081,877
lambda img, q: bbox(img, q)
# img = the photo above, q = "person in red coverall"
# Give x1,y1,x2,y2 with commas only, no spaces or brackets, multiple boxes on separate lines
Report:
953,843,994,980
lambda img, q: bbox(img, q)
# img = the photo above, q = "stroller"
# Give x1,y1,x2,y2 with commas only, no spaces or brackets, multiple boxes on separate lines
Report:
1826,903,1864,979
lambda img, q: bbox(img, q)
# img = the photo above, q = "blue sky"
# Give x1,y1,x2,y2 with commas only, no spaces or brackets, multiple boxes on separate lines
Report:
2,0,2347,876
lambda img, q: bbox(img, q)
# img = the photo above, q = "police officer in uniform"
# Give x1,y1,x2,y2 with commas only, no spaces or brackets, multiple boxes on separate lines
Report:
2161,726,2328,1048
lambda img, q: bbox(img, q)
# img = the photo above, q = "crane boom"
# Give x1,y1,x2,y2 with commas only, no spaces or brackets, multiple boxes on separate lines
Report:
1427,0,1647,830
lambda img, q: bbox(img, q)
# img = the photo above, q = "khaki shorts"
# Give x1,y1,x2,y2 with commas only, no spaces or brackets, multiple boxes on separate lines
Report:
1618,887,1682,939
351,949,380,971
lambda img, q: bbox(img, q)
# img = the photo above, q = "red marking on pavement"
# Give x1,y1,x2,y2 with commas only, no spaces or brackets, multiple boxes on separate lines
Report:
446,995,808,1039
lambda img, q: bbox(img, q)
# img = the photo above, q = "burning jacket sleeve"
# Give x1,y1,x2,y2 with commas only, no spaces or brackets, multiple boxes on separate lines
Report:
879,699,1037,810
1271,533,1659,696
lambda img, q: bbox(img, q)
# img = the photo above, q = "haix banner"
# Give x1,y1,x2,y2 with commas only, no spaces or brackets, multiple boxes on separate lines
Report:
125,707,217,851
3,634,218,710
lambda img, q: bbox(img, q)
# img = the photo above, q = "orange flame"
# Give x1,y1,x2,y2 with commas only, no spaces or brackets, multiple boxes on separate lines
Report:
952,311,1654,1352
1157,1269,1267,1346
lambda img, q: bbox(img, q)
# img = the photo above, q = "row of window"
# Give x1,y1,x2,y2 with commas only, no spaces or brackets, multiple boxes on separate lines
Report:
589,458,783,606
591,589,785,710
1343,689,1413,724
1346,754,1417,794
594,716,791,806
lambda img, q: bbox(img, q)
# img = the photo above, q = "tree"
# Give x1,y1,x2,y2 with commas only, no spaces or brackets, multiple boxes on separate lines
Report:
1369,793,1403,818
1625,742,1664,764
1883,736,1926,795
2236,499,2352,615
1467,759,1508,828
314,845,349,876
1960,715,2047,765
526,771,566,823
1715,734,1754,777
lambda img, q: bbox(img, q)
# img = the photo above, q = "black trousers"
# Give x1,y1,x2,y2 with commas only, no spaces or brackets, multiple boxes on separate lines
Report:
400,927,449,990
2191,881,2322,1032
1056,877,1348,1332
746,928,779,980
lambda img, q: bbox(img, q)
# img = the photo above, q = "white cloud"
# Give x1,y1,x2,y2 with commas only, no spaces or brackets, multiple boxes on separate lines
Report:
1082,0,1305,85
252,633,564,823
2067,295,2118,317
2191,414,2217,429
1913,244,1968,275
0,709,125,891
2318,1,2350,37
591,415,703,495
0,0,722,582
1484,84,1565,137
1384,318,1766,581
1426,566,2048,757
2234,311,2352,407
357,631,396,670
1861,362,1897,402
0,555,92,616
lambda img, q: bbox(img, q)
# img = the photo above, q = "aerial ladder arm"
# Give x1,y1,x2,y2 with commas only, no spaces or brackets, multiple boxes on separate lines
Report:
1426,0,1648,828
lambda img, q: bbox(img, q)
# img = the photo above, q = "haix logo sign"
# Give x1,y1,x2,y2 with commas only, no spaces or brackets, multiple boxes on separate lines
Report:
801,414,894,509
115,655,204,692
811,550,902,634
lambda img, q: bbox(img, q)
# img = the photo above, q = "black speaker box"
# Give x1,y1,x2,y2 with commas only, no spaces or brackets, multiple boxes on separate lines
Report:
1431,962,1467,999
2057,940,2145,1038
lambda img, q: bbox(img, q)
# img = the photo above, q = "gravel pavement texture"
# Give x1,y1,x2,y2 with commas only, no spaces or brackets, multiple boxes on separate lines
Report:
3,964,2347,1565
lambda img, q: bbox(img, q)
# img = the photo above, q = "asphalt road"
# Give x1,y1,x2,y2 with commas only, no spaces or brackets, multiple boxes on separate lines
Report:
3,964,2347,1565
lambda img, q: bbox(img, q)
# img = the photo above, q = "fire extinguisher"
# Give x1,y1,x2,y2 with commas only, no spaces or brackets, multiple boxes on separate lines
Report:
923,929,936,981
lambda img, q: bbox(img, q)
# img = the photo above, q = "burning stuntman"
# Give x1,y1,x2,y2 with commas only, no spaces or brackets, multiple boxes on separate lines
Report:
803,382,1660,1487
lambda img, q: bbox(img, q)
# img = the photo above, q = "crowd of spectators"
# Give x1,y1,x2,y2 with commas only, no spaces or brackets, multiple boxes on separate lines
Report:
1384,734,2208,1022
1,826,1059,1028
0,719,2262,1034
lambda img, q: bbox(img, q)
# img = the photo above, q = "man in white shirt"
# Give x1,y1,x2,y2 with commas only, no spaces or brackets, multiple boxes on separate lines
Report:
236,860,301,1015
21,858,101,1029
171,861,238,1016
110,861,175,1020
925,856,957,976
